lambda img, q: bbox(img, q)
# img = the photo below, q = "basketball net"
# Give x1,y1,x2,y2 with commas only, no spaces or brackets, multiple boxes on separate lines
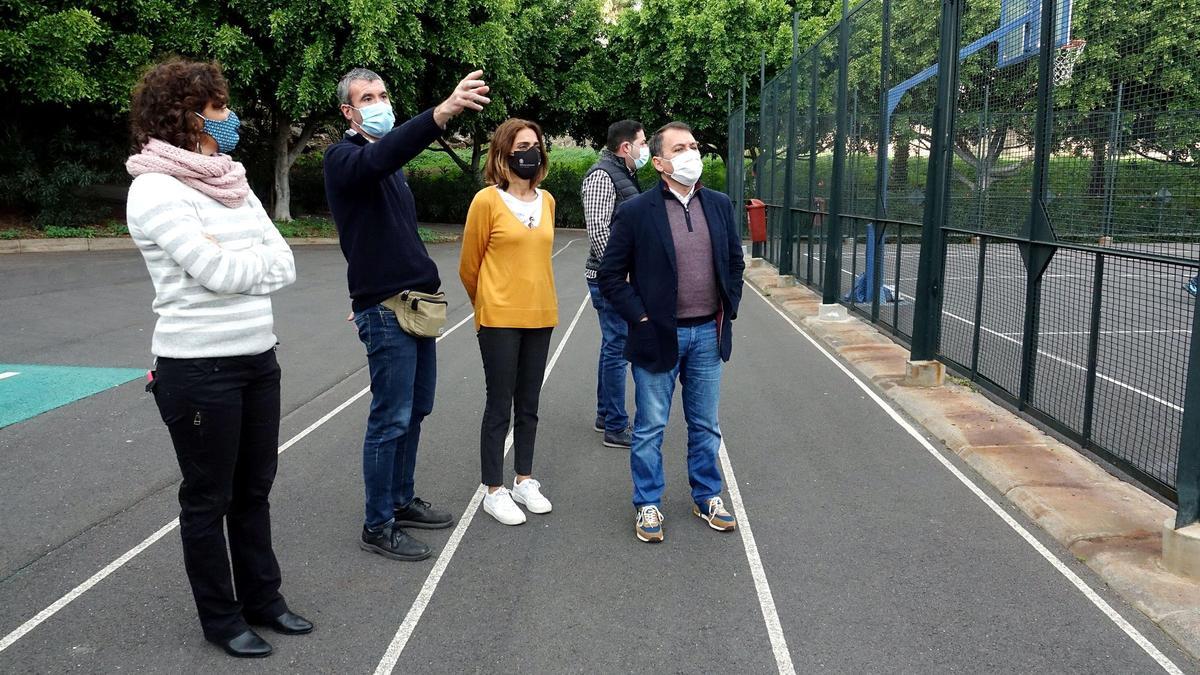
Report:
1053,39,1087,85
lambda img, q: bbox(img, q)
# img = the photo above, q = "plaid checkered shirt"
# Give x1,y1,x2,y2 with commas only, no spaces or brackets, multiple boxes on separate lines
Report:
582,170,617,281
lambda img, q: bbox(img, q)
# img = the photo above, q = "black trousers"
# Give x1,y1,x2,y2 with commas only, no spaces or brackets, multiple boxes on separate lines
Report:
477,327,553,487
153,349,289,641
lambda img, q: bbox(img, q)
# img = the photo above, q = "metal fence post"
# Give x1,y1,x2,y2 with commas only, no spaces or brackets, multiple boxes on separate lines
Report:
1017,0,1063,408
807,50,820,285
754,51,766,260
1176,290,1200,528
822,0,852,305
780,12,801,276
871,0,892,323
909,0,962,361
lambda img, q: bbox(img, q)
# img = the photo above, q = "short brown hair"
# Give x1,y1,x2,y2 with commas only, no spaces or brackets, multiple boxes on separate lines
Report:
484,118,548,189
130,59,229,151
649,121,694,158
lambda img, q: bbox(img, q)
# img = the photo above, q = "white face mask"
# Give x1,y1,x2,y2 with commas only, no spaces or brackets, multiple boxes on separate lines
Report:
633,145,650,170
667,149,703,187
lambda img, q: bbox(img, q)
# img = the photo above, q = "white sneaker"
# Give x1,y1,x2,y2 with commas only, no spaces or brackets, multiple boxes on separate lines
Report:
483,487,526,525
511,478,552,514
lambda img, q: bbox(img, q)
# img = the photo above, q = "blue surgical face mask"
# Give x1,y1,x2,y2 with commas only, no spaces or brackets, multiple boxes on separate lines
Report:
353,102,395,138
196,109,240,154
634,144,650,170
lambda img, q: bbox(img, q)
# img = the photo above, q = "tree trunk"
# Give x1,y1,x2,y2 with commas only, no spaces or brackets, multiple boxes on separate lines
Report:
470,133,485,176
270,111,320,222
1086,135,1107,197
890,140,909,189
272,113,293,222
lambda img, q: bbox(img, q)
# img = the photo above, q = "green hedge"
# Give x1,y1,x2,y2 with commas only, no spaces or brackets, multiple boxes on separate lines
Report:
290,148,730,228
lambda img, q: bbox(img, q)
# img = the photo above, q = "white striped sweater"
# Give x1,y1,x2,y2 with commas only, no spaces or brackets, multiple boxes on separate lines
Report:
126,173,297,358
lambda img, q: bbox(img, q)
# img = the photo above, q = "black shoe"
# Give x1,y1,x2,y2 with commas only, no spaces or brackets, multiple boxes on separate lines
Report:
249,610,313,635
213,629,272,658
594,415,605,433
394,497,454,529
360,523,432,561
603,427,633,449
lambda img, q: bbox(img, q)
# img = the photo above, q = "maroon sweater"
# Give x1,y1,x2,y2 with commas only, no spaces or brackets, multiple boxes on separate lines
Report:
664,192,719,319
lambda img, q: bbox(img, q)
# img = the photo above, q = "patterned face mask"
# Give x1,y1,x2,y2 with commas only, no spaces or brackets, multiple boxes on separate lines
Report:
196,109,240,154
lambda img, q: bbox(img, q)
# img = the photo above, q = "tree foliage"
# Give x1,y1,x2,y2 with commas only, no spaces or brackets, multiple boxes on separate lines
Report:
1,0,818,225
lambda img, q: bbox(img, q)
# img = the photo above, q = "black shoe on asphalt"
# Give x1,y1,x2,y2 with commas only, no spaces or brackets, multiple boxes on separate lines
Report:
594,415,606,433
213,629,272,658
603,427,633,449
248,610,314,635
360,523,432,561
394,497,454,529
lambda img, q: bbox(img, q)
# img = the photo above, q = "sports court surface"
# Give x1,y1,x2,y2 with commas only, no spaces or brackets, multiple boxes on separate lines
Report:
0,235,1196,672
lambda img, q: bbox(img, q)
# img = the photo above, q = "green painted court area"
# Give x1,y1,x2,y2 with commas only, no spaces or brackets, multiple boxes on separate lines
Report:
0,364,146,429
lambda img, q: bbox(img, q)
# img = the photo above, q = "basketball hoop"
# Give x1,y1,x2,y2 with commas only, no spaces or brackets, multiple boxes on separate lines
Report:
1053,39,1087,85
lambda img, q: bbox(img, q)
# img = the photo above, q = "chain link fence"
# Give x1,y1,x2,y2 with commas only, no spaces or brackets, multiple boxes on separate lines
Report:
728,0,1200,519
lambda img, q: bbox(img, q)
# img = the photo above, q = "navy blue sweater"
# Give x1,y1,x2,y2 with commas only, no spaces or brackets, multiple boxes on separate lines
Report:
324,108,444,312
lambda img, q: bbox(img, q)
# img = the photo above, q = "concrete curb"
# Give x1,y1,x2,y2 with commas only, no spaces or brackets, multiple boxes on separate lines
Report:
0,237,344,254
0,231,467,255
744,261,1200,661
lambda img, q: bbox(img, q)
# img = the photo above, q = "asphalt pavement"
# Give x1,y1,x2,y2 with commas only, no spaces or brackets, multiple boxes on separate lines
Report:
0,232,1196,673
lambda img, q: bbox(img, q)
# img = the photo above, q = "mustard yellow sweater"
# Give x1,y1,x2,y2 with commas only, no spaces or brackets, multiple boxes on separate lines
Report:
459,186,559,330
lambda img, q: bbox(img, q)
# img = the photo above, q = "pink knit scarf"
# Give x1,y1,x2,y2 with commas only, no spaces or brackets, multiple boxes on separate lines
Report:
126,138,250,209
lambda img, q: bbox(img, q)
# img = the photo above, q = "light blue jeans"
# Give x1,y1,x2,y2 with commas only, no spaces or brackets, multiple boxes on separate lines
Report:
630,321,724,509
588,281,630,433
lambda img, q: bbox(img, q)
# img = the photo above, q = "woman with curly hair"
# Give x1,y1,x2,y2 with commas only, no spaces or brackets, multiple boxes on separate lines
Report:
125,58,309,658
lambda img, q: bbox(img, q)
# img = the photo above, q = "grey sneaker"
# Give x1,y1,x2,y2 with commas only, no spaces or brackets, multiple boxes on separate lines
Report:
594,415,605,433
603,426,633,448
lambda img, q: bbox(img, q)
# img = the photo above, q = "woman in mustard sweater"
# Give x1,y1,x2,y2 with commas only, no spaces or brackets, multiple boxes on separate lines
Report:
459,118,559,525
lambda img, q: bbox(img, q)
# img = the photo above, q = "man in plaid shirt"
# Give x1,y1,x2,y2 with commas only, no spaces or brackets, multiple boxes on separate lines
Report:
582,120,648,449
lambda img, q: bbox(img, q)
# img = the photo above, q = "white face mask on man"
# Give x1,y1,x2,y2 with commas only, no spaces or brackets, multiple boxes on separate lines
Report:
666,149,703,187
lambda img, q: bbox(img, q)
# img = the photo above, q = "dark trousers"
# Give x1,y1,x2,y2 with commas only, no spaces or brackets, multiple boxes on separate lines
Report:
153,350,288,642
477,327,553,487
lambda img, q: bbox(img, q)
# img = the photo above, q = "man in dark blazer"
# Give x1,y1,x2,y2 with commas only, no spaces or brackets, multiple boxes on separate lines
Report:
597,121,745,544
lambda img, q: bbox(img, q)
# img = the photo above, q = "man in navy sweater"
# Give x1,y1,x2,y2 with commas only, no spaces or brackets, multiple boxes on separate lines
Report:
324,67,489,561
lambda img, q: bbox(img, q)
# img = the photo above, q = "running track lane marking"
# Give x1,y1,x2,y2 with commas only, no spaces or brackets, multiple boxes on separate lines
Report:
0,372,19,381
718,441,797,674
373,291,591,675
0,237,580,656
749,285,1184,674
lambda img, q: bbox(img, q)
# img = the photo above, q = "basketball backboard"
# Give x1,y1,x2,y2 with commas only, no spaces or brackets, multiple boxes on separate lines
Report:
998,0,1074,68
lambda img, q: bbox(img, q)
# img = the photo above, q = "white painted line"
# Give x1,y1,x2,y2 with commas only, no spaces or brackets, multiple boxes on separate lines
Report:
750,285,1183,674
0,387,380,654
374,292,592,675
999,329,1191,338
0,239,583,655
783,253,1185,412
941,310,1184,413
718,441,796,675
0,518,180,653
0,371,19,381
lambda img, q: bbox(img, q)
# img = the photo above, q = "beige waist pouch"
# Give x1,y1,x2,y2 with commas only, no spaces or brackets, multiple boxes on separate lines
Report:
382,290,447,338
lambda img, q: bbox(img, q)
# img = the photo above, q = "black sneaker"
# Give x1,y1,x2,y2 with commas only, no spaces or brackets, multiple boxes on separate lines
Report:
394,497,454,529
360,523,432,561
603,426,633,449
593,415,605,433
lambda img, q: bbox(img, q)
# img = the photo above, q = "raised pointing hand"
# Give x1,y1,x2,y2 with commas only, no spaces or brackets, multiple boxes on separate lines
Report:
433,70,490,128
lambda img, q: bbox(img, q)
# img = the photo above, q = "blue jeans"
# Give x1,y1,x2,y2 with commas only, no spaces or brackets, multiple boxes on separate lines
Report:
588,281,630,432
629,321,724,509
354,305,436,529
